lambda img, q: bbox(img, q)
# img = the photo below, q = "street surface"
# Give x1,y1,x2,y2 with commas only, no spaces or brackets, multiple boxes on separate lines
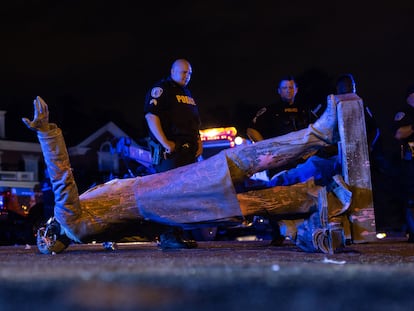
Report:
0,237,413,311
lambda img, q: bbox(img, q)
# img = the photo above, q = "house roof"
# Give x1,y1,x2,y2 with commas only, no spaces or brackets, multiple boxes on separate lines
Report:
68,121,139,156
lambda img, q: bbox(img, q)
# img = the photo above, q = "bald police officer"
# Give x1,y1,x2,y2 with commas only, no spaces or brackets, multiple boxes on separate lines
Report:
144,59,203,173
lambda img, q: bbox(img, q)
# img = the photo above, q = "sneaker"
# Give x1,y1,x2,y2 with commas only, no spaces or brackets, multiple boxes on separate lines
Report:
158,230,198,250
36,217,71,254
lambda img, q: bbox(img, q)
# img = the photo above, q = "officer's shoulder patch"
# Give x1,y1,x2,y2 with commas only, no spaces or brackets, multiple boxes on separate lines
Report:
151,87,163,98
394,112,405,121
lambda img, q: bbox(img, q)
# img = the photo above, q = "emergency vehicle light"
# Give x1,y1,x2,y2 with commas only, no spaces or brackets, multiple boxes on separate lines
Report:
199,127,237,142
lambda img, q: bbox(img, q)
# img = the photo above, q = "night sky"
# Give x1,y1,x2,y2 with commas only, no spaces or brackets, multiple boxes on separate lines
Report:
1,1,414,152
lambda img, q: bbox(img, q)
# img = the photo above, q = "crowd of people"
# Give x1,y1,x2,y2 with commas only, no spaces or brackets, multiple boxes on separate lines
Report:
4,58,413,254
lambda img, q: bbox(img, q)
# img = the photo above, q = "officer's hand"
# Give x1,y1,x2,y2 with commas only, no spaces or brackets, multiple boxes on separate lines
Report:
196,138,203,158
22,96,50,132
164,141,176,154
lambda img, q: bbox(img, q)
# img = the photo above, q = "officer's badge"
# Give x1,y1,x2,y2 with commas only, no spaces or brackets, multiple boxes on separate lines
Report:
151,87,163,98
150,99,157,106
394,112,405,121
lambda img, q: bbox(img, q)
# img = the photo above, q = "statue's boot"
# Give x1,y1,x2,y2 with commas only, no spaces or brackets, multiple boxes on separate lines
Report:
309,94,339,144
296,186,346,254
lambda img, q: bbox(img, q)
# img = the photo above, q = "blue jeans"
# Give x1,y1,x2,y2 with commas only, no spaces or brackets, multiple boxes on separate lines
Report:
267,155,341,187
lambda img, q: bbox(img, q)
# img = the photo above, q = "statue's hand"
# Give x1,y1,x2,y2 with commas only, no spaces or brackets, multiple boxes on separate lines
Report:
22,96,50,132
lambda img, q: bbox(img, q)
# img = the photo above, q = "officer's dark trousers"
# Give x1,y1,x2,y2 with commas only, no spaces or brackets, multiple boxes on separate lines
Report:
400,160,414,237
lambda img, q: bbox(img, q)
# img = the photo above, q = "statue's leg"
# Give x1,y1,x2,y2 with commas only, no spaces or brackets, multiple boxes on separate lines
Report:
237,178,320,217
296,177,352,254
237,175,351,254
35,125,85,254
37,125,82,242
225,95,338,183
38,125,146,242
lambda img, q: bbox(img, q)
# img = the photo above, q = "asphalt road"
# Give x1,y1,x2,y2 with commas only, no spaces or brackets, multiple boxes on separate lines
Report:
0,237,413,311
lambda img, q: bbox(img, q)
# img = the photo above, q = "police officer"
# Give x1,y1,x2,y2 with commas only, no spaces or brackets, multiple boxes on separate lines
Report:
247,75,310,142
246,75,312,246
247,75,312,179
144,59,203,173
393,85,414,243
144,59,203,249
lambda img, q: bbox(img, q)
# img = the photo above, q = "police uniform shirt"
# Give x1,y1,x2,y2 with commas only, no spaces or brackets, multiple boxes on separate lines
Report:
250,100,309,139
394,104,414,144
144,77,201,146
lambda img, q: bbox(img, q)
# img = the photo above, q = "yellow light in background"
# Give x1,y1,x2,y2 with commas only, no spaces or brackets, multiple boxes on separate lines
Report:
199,127,238,141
